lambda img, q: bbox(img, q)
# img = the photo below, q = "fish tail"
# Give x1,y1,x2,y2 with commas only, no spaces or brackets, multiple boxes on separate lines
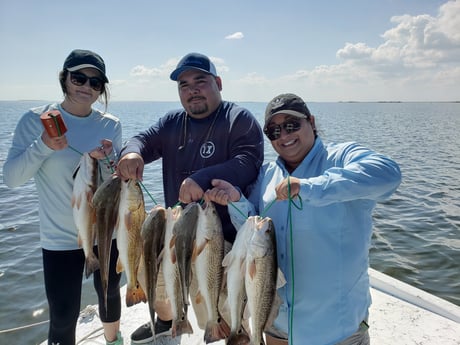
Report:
204,316,230,343
125,282,147,307
84,254,100,278
172,318,194,338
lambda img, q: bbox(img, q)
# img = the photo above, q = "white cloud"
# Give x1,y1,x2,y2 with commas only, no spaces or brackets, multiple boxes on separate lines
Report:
225,32,244,40
230,0,460,101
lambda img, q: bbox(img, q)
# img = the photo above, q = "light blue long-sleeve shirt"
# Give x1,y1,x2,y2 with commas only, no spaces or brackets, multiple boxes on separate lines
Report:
230,138,401,345
3,103,122,251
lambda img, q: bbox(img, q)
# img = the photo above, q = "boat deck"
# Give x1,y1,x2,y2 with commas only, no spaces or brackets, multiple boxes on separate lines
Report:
41,270,460,345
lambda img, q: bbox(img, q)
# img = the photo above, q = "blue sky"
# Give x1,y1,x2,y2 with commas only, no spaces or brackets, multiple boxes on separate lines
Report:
1,0,458,102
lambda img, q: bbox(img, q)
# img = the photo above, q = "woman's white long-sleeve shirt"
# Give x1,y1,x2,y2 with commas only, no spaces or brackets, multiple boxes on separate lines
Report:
3,103,122,250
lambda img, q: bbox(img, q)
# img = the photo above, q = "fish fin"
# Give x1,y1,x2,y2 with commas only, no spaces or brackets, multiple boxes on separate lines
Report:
172,317,194,338
169,233,176,249
204,316,230,343
85,189,93,205
171,247,177,265
116,257,124,274
222,251,233,268
124,211,132,229
195,290,204,305
276,268,287,289
85,254,100,278
248,259,257,280
194,239,209,258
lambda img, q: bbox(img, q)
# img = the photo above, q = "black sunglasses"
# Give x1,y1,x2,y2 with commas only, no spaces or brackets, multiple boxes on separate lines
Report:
69,71,104,91
264,119,303,141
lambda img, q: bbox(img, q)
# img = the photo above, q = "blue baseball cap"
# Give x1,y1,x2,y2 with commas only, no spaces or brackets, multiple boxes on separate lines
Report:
170,52,217,81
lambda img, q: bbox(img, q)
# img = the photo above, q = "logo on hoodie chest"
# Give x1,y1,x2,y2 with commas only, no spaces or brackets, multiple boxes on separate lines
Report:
200,141,215,158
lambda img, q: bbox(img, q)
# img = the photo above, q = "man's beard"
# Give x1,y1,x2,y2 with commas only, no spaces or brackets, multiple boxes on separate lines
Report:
188,103,208,115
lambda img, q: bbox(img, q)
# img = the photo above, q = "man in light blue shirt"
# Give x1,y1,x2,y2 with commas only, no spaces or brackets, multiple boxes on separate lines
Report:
205,93,402,345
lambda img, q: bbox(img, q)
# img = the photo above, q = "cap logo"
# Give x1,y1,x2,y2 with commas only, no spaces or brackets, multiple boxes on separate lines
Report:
271,98,286,112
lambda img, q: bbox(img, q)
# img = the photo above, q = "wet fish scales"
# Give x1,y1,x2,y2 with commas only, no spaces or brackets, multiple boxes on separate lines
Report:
224,217,255,345
245,217,277,345
173,202,200,311
92,174,122,312
141,205,167,328
116,179,147,307
71,152,100,278
163,206,194,338
193,201,230,343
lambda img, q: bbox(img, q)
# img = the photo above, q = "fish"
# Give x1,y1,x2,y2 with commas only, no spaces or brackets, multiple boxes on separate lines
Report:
245,216,277,345
71,152,100,278
192,201,230,343
223,216,256,345
173,202,200,312
140,204,167,329
162,205,194,338
116,179,147,307
92,174,122,312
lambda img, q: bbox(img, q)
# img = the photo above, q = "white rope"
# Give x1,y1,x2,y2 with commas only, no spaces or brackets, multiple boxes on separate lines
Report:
0,304,100,335
0,320,49,334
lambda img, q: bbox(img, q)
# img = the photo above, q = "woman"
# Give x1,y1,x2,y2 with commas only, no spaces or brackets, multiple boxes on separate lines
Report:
3,49,123,345
205,93,402,345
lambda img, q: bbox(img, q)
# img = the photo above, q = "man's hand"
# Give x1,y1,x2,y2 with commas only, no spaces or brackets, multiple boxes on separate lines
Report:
204,179,241,205
116,153,144,181
178,178,204,204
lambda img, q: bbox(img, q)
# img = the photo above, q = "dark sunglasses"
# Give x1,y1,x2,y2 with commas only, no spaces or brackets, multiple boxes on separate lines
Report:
264,119,303,141
69,71,104,91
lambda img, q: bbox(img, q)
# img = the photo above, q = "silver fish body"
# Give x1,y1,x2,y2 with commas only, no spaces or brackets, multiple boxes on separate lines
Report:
116,179,147,307
193,201,230,343
223,216,255,345
245,216,277,345
71,152,99,278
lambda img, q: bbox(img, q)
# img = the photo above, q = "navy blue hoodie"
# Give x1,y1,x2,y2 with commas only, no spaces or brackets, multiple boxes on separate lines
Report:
121,101,264,242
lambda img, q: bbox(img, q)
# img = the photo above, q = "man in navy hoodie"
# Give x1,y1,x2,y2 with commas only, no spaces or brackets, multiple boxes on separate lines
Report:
117,52,264,343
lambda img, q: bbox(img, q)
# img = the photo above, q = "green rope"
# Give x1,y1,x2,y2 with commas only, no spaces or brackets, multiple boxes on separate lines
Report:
68,145,84,155
137,180,158,205
260,198,277,218
50,114,62,136
287,176,296,344
228,201,248,220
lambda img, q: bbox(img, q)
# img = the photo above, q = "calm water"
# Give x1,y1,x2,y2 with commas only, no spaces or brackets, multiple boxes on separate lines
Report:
1,101,459,344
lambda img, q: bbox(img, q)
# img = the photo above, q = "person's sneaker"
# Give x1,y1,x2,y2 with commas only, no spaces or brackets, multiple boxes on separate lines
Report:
131,322,154,344
130,319,172,344
106,331,123,345
154,318,172,337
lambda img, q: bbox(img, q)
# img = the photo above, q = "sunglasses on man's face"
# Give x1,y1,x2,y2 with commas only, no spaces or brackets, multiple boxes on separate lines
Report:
69,71,104,91
264,119,303,141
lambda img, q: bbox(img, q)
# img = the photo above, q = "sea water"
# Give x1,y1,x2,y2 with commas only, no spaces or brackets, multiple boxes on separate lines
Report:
0,100,459,344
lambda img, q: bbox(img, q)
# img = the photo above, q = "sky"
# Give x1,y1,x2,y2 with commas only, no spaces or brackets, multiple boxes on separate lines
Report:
0,0,459,102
